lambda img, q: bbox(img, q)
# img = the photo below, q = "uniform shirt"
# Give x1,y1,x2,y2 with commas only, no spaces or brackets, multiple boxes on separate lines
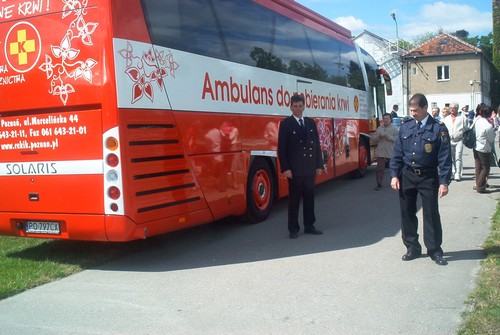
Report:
390,114,452,185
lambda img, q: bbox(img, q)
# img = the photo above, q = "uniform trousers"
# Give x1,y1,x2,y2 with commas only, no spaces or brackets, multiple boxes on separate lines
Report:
399,167,443,257
287,175,316,234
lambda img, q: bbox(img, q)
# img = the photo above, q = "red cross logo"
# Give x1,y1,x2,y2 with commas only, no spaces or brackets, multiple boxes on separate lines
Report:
5,22,41,73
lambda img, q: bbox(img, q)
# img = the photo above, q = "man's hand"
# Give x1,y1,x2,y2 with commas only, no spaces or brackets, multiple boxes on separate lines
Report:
439,184,449,198
283,170,292,179
391,177,400,190
316,168,323,176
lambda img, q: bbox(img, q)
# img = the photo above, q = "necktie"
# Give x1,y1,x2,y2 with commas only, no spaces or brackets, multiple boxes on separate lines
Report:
417,121,422,129
299,118,306,136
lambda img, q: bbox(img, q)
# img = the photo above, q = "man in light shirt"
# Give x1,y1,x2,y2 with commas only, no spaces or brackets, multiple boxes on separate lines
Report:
443,102,468,181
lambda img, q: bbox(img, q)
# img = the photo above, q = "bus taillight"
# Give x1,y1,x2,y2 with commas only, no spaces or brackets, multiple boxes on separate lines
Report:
106,153,119,167
108,186,121,200
103,127,124,215
110,203,119,212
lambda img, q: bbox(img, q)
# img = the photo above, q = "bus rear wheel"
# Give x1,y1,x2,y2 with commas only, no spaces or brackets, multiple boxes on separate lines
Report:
352,139,369,178
245,158,275,223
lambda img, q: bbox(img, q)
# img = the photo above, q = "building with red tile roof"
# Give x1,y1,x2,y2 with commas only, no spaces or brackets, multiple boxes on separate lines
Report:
402,33,492,112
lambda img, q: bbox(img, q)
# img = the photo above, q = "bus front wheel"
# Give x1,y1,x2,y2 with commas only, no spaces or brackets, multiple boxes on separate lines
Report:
245,158,275,223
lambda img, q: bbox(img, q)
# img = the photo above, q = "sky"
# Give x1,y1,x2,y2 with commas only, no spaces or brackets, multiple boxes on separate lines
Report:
295,0,493,42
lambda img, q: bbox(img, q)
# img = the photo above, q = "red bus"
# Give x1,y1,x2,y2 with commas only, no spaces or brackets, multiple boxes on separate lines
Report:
0,0,384,241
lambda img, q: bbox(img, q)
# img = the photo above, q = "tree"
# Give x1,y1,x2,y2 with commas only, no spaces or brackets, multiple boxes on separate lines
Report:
454,30,469,40
494,0,500,70
492,0,500,107
462,32,493,60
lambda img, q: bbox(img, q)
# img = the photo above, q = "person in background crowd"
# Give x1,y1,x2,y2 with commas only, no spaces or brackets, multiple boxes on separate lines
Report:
390,93,452,266
443,102,468,181
466,106,475,126
461,105,469,115
278,94,324,239
390,104,399,120
497,106,500,148
431,106,441,121
371,113,399,190
441,106,451,119
488,108,497,127
473,105,495,193
475,103,486,117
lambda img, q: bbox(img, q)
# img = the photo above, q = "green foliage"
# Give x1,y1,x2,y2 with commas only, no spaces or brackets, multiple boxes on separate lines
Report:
462,33,494,60
397,38,414,51
493,0,500,71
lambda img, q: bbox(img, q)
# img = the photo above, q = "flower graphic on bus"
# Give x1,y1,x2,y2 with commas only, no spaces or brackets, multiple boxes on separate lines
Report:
316,119,333,171
38,0,98,105
118,41,179,104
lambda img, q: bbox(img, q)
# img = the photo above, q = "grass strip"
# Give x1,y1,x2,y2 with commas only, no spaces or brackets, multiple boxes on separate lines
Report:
0,237,145,300
457,204,500,335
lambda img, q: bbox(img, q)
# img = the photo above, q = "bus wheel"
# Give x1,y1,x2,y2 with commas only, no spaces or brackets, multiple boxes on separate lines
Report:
245,158,275,223
352,139,368,178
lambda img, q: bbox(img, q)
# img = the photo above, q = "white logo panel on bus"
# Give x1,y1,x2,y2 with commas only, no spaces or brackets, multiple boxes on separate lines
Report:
113,38,367,118
0,160,103,176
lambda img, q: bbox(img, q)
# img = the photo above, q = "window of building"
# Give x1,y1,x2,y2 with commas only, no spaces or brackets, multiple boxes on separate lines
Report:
437,65,450,81
412,67,417,76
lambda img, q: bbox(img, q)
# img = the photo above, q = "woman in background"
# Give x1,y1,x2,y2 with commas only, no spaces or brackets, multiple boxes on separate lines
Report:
473,105,496,193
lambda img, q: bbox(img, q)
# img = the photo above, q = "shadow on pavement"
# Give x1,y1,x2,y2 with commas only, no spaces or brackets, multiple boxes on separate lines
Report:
443,249,487,262
100,167,404,272
7,167,411,272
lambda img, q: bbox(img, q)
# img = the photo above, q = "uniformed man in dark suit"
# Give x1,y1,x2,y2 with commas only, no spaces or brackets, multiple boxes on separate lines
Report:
390,93,452,265
278,94,324,239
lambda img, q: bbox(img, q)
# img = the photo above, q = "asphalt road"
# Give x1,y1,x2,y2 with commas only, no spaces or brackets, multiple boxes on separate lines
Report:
0,149,497,335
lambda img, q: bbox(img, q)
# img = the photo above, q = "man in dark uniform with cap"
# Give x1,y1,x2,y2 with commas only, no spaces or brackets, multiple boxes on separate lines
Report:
278,94,324,239
390,93,452,265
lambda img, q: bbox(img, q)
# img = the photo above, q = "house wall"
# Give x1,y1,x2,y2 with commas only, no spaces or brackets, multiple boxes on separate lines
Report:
403,54,484,112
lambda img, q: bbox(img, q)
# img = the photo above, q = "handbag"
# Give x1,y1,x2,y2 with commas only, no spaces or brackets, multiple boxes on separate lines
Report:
463,124,476,149
490,148,499,167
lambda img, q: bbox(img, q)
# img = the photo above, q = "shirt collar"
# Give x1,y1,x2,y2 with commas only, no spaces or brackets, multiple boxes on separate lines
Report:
419,115,430,127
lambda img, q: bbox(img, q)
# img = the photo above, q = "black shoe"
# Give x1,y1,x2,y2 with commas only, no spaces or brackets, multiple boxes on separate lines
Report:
289,232,299,239
431,255,448,266
304,228,323,235
402,252,421,261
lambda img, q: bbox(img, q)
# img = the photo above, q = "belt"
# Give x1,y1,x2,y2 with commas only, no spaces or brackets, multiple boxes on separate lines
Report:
405,166,437,175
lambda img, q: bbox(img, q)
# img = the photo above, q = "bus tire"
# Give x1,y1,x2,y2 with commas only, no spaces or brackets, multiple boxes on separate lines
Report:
352,138,369,179
245,158,276,223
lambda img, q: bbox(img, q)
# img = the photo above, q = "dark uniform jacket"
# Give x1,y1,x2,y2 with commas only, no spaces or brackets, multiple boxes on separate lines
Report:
390,115,452,185
278,115,323,176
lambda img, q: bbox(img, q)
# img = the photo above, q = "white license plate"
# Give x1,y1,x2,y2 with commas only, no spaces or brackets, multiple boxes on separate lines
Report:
25,221,60,234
